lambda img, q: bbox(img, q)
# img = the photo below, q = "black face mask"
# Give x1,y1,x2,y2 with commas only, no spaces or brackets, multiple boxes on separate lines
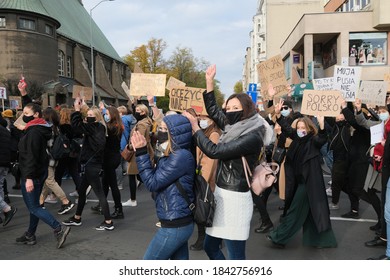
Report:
134,112,146,122
336,120,346,127
23,115,35,124
86,117,96,123
157,131,168,143
225,110,243,125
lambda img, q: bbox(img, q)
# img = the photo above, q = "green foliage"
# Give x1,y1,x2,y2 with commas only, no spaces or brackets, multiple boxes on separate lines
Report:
234,80,243,93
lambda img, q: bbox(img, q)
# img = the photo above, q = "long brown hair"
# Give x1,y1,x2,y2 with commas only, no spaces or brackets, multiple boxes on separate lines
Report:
59,108,71,125
294,116,318,136
106,106,124,136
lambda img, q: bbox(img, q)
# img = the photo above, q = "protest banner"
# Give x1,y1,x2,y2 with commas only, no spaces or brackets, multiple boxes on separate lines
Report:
9,96,22,110
313,77,334,91
385,73,390,92
300,90,342,117
370,122,384,145
356,80,388,106
0,87,6,111
257,54,288,99
130,73,166,97
169,86,206,115
333,65,362,101
72,85,93,100
166,76,186,91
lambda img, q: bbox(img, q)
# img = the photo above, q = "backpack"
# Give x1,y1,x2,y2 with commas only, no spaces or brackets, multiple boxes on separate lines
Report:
51,132,70,160
175,153,216,227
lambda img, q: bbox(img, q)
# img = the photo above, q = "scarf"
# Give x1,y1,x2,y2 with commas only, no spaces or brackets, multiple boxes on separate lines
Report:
24,118,48,130
219,113,272,145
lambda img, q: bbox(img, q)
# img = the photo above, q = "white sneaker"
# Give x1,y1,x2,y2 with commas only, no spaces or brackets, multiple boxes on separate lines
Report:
329,202,339,210
44,194,58,204
122,199,137,207
69,190,79,197
118,185,123,190
155,222,161,228
326,188,332,197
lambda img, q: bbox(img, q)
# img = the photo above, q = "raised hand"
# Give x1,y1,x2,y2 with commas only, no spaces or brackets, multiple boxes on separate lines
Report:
206,64,216,81
274,98,284,115
130,131,147,150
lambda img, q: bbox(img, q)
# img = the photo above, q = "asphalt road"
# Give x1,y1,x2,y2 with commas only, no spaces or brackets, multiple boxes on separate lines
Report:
0,172,386,260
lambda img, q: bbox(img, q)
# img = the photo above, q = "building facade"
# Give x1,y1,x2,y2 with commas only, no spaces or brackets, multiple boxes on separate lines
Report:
0,0,129,108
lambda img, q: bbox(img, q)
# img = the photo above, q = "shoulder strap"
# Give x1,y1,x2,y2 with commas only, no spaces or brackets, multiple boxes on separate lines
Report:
241,156,252,189
175,180,195,211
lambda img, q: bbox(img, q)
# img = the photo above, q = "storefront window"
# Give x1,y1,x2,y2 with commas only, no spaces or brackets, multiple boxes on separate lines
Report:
349,32,387,66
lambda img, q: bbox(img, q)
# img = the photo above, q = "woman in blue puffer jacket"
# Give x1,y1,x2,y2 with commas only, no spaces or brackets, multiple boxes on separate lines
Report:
131,114,195,260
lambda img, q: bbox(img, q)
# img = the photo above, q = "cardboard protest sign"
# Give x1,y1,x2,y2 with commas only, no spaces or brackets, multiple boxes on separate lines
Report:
133,63,144,73
166,76,186,91
313,78,334,91
370,122,384,145
129,73,166,97
72,85,93,100
384,73,390,92
169,86,207,115
333,66,362,101
356,80,388,106
300,90,343,117
9,96,22,110
257,54,288,99
0,87,6,99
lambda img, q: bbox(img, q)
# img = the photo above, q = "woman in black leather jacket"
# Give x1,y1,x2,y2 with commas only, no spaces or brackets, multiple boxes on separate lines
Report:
183,64,271,260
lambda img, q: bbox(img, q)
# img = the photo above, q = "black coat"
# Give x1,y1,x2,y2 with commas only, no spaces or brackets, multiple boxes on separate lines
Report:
194,91,263,192
277,116,331,233
0,124,11,167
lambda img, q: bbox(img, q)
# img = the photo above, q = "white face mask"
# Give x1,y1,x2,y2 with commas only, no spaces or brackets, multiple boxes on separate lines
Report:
379,112,389,122
281,109,291,117
199,119,209,129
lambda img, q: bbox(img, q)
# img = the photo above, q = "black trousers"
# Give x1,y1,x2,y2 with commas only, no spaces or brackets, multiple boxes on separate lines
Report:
55,156,81,191
331,159,348,205
102,153,122,209
252,186,273,223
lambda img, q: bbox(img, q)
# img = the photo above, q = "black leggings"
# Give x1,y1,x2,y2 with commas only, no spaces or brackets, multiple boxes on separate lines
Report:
102,153,121,209
252,187,273,223
76,163,111,220
55,156,81,191
128,174,142,201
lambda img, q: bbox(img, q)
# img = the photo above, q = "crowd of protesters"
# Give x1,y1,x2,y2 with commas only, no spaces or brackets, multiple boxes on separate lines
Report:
0,64,389,260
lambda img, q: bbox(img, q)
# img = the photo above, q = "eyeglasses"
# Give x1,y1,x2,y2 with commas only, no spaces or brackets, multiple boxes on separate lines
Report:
281,106,289,110
157,127,168,132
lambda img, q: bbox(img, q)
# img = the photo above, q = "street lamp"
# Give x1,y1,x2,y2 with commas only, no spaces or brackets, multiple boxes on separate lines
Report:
90,0,115,106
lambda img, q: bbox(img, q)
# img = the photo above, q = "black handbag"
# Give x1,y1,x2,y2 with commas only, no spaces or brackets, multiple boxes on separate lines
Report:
272,146,286,164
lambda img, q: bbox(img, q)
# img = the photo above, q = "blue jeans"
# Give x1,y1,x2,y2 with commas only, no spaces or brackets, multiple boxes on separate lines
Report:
204,234,246,260
143,222,194,260
21,172,61,235
385,179,390,257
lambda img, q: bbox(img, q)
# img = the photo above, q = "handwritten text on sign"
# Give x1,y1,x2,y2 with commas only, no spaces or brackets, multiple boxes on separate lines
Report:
370,122,384,145
72,85,93,100
130,73,166,97
257,54,288,99
169,87,206,115
333,66,362,101
313,78,334,91
300,90,342,117
356,80,388,106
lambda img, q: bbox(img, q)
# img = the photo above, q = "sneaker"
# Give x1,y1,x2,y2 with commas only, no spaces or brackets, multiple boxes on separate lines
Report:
69,190,79,197
327,180,332,186
341,210,360,219
16,232,37,245
86,185,92,197
328,203,339,210
118,184,123,190
58,201,75,215
326,188,332,197
91,204,102,214
122,199,137,207
45,194,58,204
3,206,17,226
55,226,71,249
95,221,114,231
155,222,161,228
62,216,82,226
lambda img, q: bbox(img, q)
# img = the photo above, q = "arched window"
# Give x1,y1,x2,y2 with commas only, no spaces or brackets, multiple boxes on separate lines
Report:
58,50,65,76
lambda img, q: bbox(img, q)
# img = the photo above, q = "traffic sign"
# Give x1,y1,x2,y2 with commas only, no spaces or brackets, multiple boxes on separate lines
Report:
248,83,257,92
247,91,258,104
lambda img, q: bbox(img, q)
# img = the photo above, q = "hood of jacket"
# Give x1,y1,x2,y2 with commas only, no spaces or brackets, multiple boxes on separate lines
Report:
26,121,53,141
163,114,192,151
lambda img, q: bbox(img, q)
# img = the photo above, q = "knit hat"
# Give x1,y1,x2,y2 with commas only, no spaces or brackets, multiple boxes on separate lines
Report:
1,109,13,118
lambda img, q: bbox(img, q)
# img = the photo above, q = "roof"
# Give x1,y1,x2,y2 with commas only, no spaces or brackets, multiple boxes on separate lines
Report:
0,0,123,62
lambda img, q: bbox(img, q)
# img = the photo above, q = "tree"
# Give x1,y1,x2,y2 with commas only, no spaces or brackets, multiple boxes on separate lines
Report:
234,80,243,93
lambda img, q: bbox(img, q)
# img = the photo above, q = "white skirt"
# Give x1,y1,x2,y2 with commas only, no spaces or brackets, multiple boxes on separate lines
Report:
206,186,253,241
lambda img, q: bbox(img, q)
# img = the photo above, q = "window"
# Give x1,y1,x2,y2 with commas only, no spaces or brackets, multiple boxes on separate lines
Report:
0,17,5,28
45,24,53,35
284,55,291,80
19,18,36,30
66,56,72,77
58,51,65,76
349,32,387,66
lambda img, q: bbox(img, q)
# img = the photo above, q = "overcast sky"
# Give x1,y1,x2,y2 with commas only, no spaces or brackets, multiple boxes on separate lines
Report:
83,0,257,96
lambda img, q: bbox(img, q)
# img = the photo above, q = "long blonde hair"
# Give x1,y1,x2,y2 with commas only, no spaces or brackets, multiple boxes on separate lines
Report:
89,107,107,136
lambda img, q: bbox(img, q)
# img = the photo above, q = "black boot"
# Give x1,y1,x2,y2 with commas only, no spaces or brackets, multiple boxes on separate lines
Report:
254,220,273,233
190,224,205,251
111,207,124,219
